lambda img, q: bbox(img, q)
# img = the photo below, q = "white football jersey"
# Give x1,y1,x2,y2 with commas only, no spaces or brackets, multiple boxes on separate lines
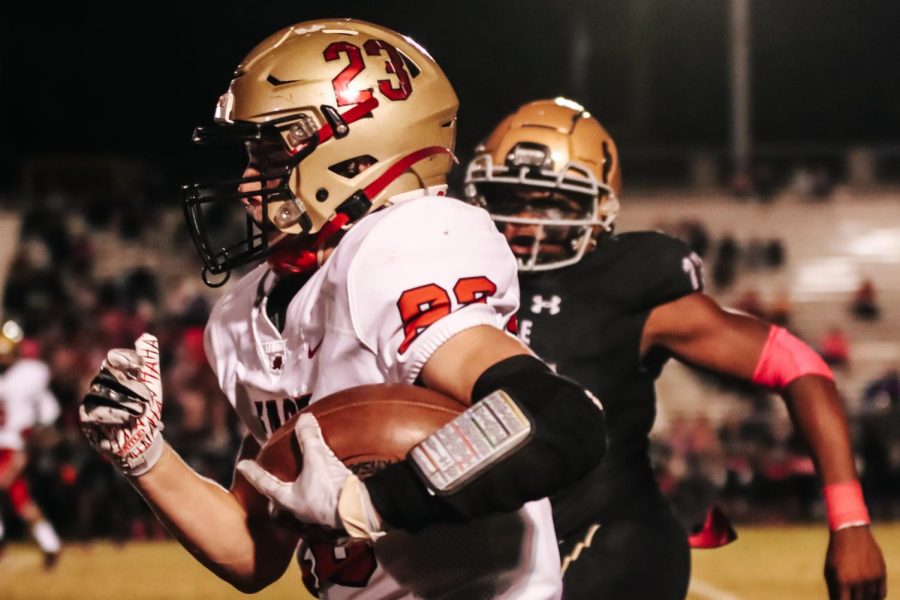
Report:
0,359,60,451
205,190,562,599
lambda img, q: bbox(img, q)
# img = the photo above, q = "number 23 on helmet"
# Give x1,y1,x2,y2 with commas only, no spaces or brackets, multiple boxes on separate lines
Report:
182,20,459,284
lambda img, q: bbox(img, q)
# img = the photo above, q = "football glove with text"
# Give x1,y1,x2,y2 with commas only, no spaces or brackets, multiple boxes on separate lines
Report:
79,333,165,476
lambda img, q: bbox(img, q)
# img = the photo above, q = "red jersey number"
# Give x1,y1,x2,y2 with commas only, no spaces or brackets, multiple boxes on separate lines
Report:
323,42,373,106
301,541,377,593
396,276,497,353
363,39,413,101
324,39,413,106
454,276,497,305
396,284,452,354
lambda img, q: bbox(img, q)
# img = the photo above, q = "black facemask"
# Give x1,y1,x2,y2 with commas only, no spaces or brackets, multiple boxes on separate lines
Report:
181,114,319,287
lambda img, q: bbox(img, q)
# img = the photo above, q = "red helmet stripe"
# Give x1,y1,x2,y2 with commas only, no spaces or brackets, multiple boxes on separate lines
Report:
363,146,454,199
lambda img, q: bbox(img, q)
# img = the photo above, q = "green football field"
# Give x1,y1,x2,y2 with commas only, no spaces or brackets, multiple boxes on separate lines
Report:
1,522,898,599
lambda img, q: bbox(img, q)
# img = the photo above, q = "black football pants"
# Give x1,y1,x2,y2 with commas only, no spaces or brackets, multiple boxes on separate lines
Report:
559,505,690,600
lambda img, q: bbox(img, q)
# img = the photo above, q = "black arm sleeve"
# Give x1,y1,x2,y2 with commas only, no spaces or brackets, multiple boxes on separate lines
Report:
364,355,607,531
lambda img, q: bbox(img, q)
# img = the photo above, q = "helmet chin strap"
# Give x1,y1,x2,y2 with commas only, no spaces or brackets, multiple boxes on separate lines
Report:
267,211,353,276
362,146,455,198
267,146,454,278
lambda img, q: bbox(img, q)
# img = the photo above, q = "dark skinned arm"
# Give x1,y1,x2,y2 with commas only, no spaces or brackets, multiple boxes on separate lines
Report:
643,292,886,600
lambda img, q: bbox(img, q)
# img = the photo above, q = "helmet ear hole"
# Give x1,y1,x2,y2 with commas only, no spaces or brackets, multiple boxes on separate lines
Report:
328,155,378,179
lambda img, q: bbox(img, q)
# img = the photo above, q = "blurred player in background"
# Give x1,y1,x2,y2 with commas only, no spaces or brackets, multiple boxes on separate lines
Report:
0,319,62,568
78,20,609,599
465,98,887,600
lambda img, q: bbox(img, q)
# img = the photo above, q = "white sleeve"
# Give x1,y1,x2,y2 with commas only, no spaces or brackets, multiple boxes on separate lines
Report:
36,388,60,425
347,198,520,384
5,360,58,428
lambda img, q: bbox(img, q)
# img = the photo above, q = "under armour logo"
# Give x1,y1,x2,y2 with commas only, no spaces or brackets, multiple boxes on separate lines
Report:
531,294,562,315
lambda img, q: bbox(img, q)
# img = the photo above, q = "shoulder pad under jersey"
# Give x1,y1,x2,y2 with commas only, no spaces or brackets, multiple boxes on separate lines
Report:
605,231,703,310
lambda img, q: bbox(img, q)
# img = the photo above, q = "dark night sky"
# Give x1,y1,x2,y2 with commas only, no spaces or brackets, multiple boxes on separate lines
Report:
1,0,899,189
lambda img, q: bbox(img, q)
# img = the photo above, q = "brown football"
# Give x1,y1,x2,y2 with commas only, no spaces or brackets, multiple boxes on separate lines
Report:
256,384,466,482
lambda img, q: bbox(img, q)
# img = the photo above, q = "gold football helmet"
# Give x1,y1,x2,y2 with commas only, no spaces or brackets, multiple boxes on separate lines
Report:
464,98,620,271
0,319,24,367
183,19,458,284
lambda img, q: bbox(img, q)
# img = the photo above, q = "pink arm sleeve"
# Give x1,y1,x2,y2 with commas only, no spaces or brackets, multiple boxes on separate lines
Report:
751,326,834,390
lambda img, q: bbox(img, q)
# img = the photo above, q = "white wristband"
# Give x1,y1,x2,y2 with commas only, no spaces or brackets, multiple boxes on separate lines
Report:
338,474,385,542
833,521,870,532
126,435,166,477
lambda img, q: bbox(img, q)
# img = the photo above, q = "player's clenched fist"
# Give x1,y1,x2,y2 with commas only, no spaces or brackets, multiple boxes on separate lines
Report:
79,333,165,476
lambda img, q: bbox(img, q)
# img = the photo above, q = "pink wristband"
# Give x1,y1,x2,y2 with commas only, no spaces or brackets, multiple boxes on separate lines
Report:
824,481,871,531
751,326,834,390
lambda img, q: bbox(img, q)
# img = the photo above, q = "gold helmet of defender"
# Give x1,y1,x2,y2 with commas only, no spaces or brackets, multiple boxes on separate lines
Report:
465,98,620,271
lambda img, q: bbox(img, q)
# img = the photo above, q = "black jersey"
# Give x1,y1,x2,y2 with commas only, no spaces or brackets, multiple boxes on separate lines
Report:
516,231,702,538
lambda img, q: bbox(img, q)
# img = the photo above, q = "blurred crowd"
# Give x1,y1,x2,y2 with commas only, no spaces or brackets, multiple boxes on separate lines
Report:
1,195,238,543
730,162,835,203
653,379,900,530
654,218,787,293
651,215,899,528
1,192,898,545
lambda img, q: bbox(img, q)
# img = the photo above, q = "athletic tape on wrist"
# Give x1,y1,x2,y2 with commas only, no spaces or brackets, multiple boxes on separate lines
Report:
409,389,532,495
751,325,834,390
824,480,870,531
126,435,166,477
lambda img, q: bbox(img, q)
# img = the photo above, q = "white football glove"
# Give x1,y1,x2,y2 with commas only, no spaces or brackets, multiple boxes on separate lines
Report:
79,333,165,476
236,413,385,541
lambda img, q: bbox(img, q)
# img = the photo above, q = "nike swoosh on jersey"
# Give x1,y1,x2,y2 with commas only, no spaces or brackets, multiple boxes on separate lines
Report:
308,339,323,359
